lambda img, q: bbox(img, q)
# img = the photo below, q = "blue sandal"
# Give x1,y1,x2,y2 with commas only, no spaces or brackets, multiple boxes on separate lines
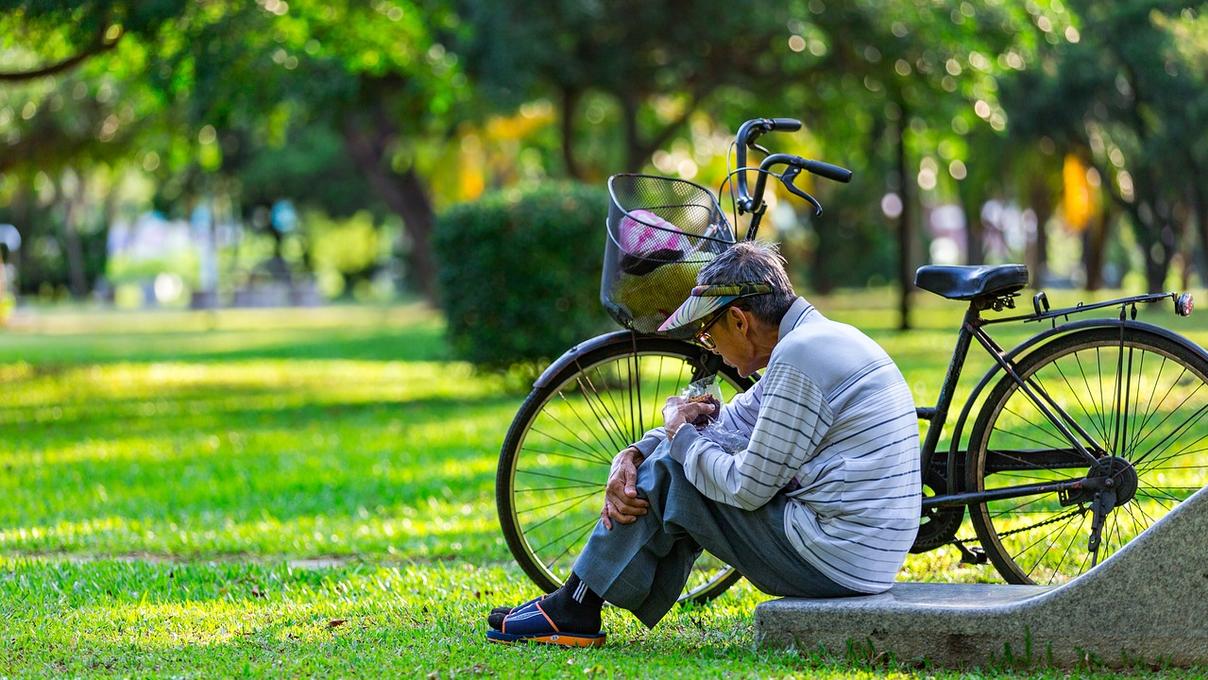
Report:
485,599,607,647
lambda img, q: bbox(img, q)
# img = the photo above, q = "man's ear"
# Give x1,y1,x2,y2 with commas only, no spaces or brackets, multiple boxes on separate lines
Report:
729,306,748,333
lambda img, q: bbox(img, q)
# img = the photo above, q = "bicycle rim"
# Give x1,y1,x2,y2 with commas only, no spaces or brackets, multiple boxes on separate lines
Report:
969,327,1208,585
498,339,751,603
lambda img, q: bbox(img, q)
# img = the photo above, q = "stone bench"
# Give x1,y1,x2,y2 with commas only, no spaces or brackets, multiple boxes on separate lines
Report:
754,485,1208,669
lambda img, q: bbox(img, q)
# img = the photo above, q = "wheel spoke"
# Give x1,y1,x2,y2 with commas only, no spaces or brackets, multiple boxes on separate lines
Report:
1023,510,1081,580
516,468,598,487
1000,405,1071,449
520,445,612,467
1046,511,1088,585
1073,350,1112,441
1131,400,1208,470
549,390,622,461
1054,358,1109,446
1137,437,1208,476
519,490,599,525
577,370,629,452
535,515,601,559
1125,355,1166,455
524,432,613,466
1121,367,1192,458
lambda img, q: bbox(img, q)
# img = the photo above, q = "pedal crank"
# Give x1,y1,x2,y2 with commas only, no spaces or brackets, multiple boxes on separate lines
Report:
954,539,988,565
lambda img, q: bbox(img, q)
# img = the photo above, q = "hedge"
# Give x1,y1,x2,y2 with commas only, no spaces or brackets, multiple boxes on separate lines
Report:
434,183,613,371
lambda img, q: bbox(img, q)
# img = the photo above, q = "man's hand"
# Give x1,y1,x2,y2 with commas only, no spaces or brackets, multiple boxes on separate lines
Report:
601,446,647,530
661,396,716,436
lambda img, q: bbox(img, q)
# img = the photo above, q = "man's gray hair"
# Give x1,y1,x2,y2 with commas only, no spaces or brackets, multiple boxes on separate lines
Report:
697,241,797,326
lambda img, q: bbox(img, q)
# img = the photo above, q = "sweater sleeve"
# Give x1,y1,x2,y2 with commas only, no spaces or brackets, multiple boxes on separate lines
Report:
669,362,832,510
631,427,668,458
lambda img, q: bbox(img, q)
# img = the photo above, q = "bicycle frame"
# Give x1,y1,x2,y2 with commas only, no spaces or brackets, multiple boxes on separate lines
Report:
917,290,1195,510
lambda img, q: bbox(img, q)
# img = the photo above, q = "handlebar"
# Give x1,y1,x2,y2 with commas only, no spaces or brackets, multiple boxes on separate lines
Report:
799,158,853,183
733,117,853,217
735,118,802,212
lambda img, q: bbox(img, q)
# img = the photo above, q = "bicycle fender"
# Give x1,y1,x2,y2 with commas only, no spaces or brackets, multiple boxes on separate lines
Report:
532,330,642,390
943,317,1208,493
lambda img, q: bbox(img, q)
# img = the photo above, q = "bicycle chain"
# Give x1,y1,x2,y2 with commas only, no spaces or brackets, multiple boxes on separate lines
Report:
944,505,1087,547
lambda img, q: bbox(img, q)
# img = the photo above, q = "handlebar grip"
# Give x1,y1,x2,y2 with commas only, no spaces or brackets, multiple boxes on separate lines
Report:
803,159,853,183
769,118,802,132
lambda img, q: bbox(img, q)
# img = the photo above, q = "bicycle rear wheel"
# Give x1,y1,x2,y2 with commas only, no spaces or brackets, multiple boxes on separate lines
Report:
497,335,754,604
967,326,1208,585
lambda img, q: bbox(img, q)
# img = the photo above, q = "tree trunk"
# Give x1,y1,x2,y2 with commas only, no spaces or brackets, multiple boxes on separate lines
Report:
618,95,643,173
341,119,438,303
1129,167,1178,293
61,175,88,299
1188,175,1208,286
394,169,437,302
559,87,585,181
9,181,29,289
959,183,983,265
616,89,706,173
1128,203,1176,293
895,110,912,331
1083,210,1108,291
1027,179,1053,287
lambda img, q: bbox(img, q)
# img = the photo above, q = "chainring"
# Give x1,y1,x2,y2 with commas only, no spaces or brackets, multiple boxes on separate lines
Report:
911,470,965,553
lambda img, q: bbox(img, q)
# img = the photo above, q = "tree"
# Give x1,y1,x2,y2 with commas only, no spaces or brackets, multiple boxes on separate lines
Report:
1001,1,1208,292
777,0,1019,328
0,1,185,82
462,0,811,180
1,0,470,302
144,0,469,301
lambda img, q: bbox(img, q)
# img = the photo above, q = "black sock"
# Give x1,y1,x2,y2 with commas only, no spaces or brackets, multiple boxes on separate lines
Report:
537,572,603,632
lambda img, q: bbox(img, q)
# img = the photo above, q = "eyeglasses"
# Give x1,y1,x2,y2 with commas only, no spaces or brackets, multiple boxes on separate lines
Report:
695,315,723,351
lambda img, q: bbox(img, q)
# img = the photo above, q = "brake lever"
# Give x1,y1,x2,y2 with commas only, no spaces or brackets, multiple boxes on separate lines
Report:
748,142,771,158
780,166,824,216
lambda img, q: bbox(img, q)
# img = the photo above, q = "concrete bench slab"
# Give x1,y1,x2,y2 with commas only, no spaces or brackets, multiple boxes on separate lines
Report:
754,485,1208,668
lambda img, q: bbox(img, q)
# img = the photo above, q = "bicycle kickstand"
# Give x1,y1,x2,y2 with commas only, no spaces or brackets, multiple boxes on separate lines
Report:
1087,488,1116,567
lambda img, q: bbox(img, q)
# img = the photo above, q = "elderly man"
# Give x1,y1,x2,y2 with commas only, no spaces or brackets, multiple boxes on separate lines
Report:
487,242,920,647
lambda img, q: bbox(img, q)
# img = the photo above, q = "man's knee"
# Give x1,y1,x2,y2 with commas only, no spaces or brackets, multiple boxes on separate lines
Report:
636,448,694,507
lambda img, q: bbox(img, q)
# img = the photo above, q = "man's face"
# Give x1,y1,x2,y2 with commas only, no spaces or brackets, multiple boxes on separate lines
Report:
701,307,760,378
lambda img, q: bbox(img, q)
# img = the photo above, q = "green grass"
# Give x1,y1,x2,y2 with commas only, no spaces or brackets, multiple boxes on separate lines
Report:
1,295,1204,677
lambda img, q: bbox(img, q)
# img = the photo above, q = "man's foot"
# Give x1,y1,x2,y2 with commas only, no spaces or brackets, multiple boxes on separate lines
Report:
485,598,606,648
485,573,605,646
487,595,544,630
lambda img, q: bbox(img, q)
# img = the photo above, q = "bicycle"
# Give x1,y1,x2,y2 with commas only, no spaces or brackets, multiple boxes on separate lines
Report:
496,116,1206,604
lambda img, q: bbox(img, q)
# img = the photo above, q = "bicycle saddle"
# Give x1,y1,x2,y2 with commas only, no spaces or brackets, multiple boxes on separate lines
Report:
914,264,1029,301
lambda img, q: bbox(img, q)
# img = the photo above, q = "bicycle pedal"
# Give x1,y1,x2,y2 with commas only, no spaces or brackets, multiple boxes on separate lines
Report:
958,545,988,565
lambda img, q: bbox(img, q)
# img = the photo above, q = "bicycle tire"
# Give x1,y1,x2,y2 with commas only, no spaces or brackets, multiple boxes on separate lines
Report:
497,336,754,604
967,326,1208,585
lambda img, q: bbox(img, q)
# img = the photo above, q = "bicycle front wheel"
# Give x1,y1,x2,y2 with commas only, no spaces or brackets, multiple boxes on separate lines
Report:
497,335,754,604
967,326,1208,585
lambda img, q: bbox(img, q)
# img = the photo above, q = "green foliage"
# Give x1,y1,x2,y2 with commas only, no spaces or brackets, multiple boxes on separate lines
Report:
434,183,611,370
305,209,389,299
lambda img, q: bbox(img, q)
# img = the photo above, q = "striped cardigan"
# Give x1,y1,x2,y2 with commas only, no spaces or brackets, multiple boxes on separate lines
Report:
634,297,921,593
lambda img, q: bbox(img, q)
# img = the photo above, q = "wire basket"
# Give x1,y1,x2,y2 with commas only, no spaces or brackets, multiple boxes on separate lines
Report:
601,174,735,336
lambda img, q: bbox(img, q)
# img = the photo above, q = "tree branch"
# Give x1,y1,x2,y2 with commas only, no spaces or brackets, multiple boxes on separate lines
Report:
0,24,124,82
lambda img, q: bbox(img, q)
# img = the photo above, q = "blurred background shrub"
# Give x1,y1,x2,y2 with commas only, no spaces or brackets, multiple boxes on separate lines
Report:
435,183,610,370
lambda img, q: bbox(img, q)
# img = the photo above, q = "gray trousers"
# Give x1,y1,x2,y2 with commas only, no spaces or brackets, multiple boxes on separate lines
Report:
573,443,860,628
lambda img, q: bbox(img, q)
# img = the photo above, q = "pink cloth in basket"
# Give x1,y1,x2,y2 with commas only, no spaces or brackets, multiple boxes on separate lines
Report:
618,210,691,255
